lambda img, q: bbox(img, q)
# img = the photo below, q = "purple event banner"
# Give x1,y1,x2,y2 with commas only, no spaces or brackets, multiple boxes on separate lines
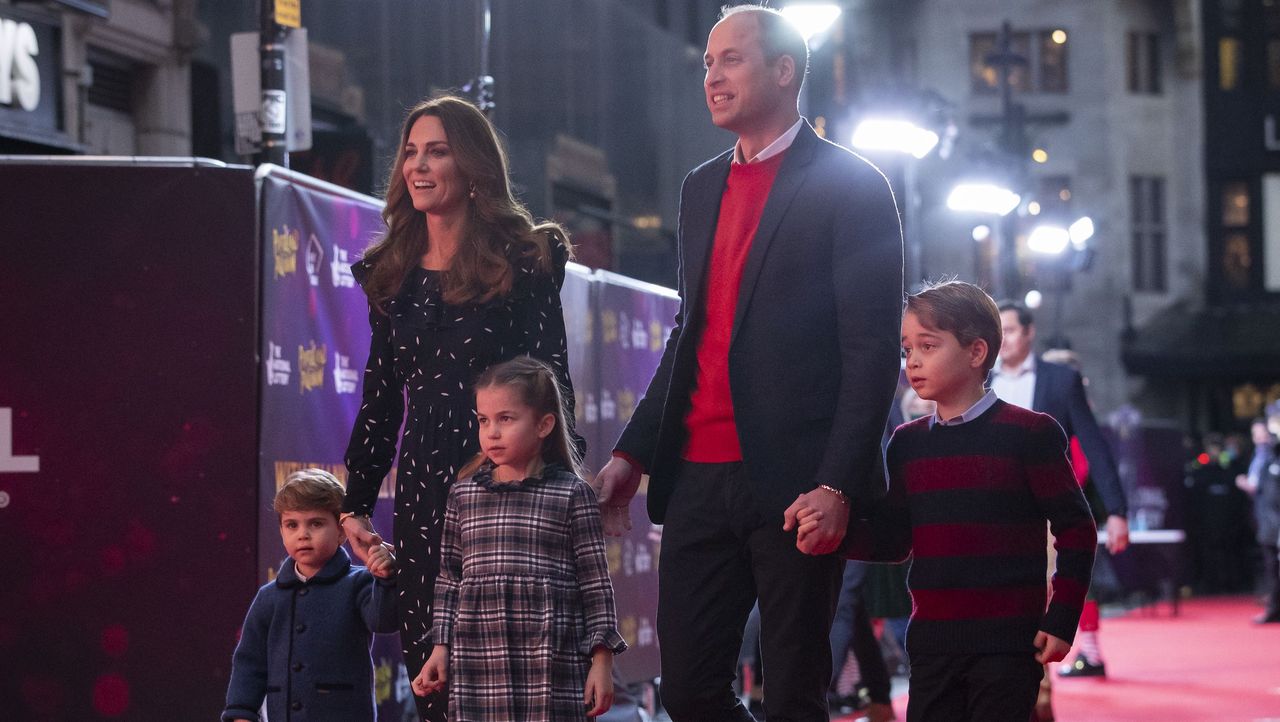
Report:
256,169,670,700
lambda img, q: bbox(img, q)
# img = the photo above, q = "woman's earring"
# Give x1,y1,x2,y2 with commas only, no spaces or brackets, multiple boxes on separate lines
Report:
468,183,477,199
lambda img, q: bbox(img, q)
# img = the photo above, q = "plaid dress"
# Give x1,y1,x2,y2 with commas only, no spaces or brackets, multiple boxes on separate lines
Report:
431,463,627,721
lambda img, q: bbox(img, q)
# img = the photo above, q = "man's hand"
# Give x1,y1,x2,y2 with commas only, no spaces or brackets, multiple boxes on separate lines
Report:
1034,631,1071,664
782,488,850,555
1104,514,1129,555
593,456,643,537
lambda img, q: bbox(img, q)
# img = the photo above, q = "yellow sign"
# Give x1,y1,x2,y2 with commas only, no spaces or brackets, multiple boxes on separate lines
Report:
275,0,301,28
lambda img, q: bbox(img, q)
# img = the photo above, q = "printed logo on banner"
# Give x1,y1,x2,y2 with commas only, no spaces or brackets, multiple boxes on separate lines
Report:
617,389,636,422
333,352,358,394
649,320,664,351
298,341,327,393
637,616,655,647
273,226,299,278
267,342,292,386
630,316,648,350
600,390,616,421
621,616,638,649
331,244,356,288
306,233,324,287
584,392,599,424
601,310,618,345
634,539,653,573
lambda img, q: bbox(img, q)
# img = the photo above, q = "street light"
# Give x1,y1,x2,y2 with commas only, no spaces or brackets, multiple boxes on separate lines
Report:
780,3,842,41
1027,225,1070,255
1068,216,1094,248
852,115,943,286
946,183,1021,216
1028,216,1094,255
851,118,940,159
1028,215,1094,348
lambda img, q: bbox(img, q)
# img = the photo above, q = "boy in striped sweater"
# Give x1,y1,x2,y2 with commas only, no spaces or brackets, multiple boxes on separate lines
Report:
801,281,1096,721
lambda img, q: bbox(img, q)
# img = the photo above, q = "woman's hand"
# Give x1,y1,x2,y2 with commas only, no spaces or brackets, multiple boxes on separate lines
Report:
412,645,449,697
342,514,379,564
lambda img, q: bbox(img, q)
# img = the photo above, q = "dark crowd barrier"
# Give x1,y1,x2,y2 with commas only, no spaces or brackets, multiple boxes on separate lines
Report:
0,160,670,720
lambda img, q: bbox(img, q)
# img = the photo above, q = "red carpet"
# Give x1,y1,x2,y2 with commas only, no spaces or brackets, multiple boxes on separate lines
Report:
836,596,1280,721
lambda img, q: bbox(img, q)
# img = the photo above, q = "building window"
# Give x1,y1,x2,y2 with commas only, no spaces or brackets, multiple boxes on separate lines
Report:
1263,174,1280,291
1267,0,1280,90
1223,181,1250,226
1221,181,1252,290
1220,37,1243,91
87,58,136,113
1126,32,1162,94
1039,30,1069,92
1130,176,1167,292
969,29,1068,95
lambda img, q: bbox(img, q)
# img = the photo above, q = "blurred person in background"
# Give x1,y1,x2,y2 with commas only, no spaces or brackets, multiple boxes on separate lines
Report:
1236,417,1280,623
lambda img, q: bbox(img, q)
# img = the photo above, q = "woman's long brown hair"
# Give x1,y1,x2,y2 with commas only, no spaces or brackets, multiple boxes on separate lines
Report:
361,94,569,310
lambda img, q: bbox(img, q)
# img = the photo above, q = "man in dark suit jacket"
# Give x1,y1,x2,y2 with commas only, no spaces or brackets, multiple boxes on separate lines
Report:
591,7,902,721
992,302,1129,690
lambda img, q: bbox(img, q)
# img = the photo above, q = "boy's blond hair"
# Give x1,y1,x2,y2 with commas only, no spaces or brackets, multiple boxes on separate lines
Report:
274,468,345,521
906,280,1003,375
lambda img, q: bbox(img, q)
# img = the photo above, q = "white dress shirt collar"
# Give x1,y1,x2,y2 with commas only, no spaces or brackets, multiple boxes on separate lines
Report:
930,389,999,428
734,118,804,164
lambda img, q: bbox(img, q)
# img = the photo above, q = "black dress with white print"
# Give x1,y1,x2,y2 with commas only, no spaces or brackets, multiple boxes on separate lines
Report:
343,233,580,722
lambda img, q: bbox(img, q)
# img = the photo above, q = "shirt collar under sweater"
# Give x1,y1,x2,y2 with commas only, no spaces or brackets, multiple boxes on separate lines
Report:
929,389,999,428
733,117,804,164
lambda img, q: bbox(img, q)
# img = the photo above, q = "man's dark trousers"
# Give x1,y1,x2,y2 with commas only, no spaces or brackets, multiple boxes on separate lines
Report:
657,461,844,722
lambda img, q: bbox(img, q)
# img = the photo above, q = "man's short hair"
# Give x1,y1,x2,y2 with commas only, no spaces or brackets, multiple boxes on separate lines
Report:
274,468,345,521
997,300,1035,329
908,280,1003,375
719,4,810,91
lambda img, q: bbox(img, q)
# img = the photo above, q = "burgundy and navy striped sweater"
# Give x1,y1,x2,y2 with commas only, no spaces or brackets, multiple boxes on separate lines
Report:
845,399,1096,656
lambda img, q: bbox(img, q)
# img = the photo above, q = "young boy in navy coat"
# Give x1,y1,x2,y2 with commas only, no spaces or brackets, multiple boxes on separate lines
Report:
223,469,398,722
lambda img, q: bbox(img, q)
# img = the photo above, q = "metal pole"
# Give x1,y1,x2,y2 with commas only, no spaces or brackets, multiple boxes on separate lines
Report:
990,20,1026,300
258,0,288,167
476,0,494,115
903,157,922,288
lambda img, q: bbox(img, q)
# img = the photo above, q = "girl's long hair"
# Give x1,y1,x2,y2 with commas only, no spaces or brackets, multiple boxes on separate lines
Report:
361,94,569,310
459,357,585,481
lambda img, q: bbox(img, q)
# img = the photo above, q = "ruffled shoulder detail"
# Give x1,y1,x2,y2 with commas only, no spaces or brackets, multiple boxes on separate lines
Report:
504,229,569,301
473,461,565,492
351,257,374,289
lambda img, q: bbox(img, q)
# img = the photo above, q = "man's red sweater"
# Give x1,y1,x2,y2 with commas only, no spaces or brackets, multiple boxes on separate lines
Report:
682,151,786,462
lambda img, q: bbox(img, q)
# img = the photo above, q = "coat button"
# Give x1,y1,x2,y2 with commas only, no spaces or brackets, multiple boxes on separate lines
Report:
295,623,306,633
298,588,308,596
291,701,302,711
292,663,303,672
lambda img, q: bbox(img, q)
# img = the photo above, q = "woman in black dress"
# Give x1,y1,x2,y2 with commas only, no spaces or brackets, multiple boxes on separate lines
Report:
339,94,581,722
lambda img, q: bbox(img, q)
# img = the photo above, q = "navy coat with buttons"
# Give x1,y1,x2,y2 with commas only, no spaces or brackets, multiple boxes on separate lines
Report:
223,547,398,722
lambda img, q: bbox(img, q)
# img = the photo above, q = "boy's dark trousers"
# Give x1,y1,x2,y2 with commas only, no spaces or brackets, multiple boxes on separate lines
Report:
656,460,844,722
906,652,1044,722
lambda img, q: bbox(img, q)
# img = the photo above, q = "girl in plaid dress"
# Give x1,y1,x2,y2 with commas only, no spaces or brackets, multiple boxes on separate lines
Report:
412,357,627,720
